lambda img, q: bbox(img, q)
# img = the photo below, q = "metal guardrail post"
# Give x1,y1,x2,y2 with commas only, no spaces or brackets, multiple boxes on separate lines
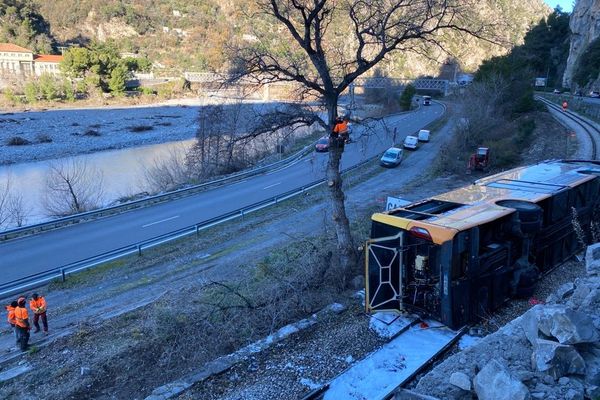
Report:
137,245,142,256
195,224,200,236
61,269,66,282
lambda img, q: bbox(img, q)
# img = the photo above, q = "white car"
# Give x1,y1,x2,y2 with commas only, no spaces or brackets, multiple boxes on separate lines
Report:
380,147,403,168
417,129,430,142
590,91,600,98
403,135,418,150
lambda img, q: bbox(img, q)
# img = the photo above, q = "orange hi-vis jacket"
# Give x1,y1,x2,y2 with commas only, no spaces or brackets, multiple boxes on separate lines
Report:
5,305,15,326
333,120,349,136
30,297,47,314
14,306,29,328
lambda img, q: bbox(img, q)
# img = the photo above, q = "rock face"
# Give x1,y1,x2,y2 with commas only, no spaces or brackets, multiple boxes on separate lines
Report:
474,360,530,400
563,0,600,87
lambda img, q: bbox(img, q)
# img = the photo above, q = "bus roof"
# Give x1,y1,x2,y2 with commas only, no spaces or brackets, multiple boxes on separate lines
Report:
372,161,600,244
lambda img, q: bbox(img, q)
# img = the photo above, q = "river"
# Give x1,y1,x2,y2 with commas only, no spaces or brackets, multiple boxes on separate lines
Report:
0,138,196,227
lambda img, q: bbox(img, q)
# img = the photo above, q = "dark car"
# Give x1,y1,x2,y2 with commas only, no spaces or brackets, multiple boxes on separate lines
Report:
315,136,330,152
590,91,600,98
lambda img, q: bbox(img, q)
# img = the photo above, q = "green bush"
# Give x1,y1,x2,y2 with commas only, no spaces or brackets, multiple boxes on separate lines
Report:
399,84,416,111
24,82,39,103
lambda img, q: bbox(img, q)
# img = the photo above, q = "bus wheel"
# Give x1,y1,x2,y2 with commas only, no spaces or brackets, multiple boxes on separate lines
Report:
496,200,543,233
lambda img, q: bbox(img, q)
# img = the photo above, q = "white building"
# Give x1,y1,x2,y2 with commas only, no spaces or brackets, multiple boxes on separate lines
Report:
0,43,63,77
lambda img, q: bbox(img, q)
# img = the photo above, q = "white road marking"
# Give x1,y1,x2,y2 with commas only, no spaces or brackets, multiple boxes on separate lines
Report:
263,182,282,189
142,215,180,228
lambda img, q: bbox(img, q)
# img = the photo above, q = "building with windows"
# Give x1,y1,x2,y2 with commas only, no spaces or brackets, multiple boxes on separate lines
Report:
0,43,63,77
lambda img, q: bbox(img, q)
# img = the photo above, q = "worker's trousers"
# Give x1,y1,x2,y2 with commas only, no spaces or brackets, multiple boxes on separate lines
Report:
33,312,48,332
15,326,29,351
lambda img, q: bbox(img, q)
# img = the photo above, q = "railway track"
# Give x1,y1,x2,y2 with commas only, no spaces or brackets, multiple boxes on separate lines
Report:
301,316,466,400
536,96,600,159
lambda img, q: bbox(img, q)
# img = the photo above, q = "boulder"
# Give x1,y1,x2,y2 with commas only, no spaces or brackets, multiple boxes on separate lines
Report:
520,306,542,347
473,359,530,400
569,277,600,306
449,371,471,391
537,306,599,344
531,339,586,379
581,347,600,386
581,288,600,310
565,388,583,400
556,283,575,299
585,243,600,276
586,385,600,399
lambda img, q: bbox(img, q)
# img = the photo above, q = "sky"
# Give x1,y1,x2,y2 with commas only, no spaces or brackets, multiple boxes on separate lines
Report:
544,0,574,12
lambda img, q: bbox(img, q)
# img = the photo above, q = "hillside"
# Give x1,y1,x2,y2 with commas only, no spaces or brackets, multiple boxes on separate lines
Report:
10,0,551,77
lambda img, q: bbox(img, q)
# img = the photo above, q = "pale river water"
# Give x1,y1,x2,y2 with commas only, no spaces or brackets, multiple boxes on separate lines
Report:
0,138,196,227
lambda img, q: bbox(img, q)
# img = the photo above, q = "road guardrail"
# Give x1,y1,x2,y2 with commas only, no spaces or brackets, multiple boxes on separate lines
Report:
0,101,446,299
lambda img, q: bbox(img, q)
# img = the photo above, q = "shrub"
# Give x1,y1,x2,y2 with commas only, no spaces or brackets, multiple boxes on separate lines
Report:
138,87,157,95
83,129,101,136
6,136,31,146
128,125,154,132
399,84,416,111
24,82,39,103
36,134,53,143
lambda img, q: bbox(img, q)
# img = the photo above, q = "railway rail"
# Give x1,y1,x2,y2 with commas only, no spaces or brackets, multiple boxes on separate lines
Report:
536,96,600,159
301,316,466,400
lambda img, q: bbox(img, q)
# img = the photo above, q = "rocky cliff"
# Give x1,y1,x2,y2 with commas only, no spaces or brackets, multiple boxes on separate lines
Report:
563,0,600,87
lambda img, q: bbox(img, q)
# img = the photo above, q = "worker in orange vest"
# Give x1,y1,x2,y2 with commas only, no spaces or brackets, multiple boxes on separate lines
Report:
6,300,18,342
14,297,30,351
332,115,350,144
29,293,48,335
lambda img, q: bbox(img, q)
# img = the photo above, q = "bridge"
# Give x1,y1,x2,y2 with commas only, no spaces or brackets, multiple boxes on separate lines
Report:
183,72,449,99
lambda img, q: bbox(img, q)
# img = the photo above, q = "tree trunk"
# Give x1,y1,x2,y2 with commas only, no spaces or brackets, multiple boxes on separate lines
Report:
326,97,357,281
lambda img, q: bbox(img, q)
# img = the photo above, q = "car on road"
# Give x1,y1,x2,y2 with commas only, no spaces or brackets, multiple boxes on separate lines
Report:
403,135,418,150
417,129,430,142
590,91,600,98
315,136,330,152
422,95,431,106
552,89,561,94
380,147,403,168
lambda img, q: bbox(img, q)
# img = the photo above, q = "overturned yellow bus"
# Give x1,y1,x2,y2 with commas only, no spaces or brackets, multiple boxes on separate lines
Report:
365,160,600,329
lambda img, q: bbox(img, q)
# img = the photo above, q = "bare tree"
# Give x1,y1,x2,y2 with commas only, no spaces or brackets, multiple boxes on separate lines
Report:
0,177,30,230
0,178,10,229
7,192,28,227
229,0,490,277
142,147,192,193
43,159,104,217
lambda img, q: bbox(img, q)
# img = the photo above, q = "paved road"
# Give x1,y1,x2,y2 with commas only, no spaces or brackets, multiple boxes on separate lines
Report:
0,103,444,285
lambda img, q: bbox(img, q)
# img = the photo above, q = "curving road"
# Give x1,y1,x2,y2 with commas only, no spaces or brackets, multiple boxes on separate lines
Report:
1,103,444,285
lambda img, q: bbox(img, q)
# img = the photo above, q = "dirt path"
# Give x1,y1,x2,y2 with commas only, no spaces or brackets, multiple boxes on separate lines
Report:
0,106,572,399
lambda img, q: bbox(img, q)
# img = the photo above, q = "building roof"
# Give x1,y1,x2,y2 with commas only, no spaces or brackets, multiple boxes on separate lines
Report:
0,43,33,53
34,54,63,63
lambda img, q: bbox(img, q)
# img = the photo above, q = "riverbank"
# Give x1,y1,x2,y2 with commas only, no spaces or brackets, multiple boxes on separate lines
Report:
0,96,275,166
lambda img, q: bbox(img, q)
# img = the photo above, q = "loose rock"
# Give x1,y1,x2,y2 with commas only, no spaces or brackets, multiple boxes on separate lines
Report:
473,359,530,400
531,339,586,379
449,371,471,391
